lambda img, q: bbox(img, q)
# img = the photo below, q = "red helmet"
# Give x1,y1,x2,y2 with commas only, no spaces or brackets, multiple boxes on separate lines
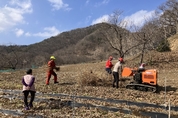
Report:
109,56,113,60
119,58,123,62
141,63,145,67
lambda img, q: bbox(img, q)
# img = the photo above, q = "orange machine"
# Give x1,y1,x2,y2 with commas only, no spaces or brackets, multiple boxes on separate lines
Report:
122,67,158,92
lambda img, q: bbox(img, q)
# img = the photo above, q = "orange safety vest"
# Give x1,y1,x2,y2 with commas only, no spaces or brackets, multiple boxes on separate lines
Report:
105,60,113,68
48,60,56,70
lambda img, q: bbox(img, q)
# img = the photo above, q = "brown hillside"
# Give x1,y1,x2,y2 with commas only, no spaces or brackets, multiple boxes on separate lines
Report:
0,23,177,70
124,34,178,69
0,23,118,69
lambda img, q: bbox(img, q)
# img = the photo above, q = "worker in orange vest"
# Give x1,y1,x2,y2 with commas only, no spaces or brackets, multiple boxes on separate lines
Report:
46,56,59,85
105,56,113,74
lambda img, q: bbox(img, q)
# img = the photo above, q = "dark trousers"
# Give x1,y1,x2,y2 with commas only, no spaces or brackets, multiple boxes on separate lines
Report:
105,68,112,74
23,90,35,107
113,72,119,88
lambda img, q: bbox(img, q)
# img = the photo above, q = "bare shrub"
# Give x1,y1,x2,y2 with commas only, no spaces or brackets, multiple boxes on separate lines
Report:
77,69,112,87
77,70,99,86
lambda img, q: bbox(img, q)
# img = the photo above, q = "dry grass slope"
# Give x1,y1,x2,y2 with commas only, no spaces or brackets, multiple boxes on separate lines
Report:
0,53,178,117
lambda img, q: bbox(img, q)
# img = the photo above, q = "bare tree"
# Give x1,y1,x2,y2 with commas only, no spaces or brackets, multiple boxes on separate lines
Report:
109,10,123,25
99,10,146,59
99,9,168,65
157,0,178,35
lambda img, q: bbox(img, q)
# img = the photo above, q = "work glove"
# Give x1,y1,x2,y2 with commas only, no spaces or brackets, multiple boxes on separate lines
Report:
56,67,60,71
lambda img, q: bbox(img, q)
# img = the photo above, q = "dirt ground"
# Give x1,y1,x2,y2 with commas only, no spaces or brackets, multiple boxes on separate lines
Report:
0,51,178,118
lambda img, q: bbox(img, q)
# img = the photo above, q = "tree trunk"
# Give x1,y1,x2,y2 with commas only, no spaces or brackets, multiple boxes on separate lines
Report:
140,33,146,64
176,22,178,34
140,42,146,64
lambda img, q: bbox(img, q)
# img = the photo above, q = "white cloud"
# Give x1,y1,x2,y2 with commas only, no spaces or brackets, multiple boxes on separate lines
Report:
94,0,110,7
9,0,32,13
123,10,156,28
25,32,31,36
102,0,110,4
33,26,60,37
48,0,71,11
0,0,32,32
15,28,24,37
24,26,60,38
91,15,109,25
91,10,157,29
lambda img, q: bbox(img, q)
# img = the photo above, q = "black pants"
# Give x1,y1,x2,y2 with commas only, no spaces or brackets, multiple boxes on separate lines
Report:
23,90,35,107
113,72,119,88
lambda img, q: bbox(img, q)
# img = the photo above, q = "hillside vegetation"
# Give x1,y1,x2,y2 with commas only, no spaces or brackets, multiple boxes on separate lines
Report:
0,22,172,70
0,23,119,70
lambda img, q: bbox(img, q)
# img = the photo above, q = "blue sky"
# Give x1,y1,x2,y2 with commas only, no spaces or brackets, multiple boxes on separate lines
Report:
0,0,167,45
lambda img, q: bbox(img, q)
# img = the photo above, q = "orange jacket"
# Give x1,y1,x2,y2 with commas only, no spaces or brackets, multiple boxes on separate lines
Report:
105,60,113,68
48,60,56,70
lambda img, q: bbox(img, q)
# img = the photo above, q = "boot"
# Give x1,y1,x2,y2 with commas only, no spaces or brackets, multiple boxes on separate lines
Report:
29,103,33,109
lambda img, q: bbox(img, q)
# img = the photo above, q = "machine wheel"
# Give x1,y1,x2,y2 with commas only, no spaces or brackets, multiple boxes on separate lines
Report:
152,87,157,93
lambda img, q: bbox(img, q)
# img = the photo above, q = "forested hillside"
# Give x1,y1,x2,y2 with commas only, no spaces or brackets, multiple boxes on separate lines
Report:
0,0,178,70
0,23,118,69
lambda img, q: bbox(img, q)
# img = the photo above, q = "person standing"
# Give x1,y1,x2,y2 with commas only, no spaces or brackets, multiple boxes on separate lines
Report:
105,56,113,74
138,63,146,72
46,56,59,85
22,69,36,110
112,58,124,88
